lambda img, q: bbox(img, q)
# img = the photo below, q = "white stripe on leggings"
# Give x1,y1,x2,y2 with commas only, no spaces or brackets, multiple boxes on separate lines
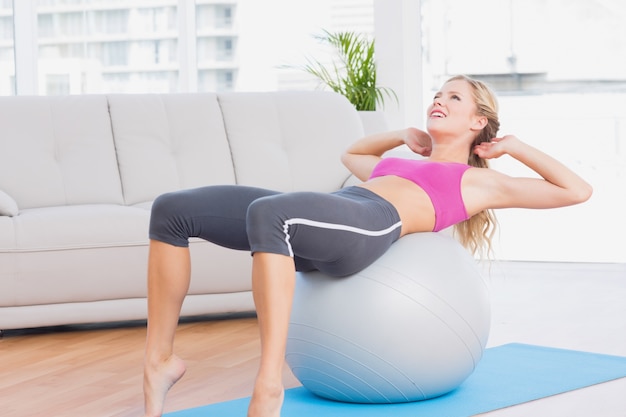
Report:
281,218,403,257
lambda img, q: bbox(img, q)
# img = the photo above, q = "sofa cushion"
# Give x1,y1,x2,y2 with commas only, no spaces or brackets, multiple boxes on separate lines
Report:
0,96,124,209
9,205,149,251
108,93,237,205
0,216,15,251
0,204,150,305
0,190,18,216
0,203,254,306
217,91,364,192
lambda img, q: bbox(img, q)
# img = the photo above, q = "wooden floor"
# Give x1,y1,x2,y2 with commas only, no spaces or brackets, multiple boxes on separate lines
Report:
2,261,625,417
0,313,300,417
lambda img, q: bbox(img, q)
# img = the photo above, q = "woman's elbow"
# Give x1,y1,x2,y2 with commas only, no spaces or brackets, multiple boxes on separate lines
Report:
571,182,593,205
340,152,351,168
340,153,358,177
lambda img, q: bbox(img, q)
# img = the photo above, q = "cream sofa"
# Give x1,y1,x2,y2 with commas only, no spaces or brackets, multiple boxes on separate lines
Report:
0,91,365,331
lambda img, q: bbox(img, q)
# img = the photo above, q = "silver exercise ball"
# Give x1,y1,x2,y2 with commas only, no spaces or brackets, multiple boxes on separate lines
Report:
286,232,491,403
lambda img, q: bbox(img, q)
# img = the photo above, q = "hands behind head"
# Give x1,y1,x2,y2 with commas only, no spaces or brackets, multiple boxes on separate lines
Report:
473,135,519,160
403,127,432,157
402,129,521,160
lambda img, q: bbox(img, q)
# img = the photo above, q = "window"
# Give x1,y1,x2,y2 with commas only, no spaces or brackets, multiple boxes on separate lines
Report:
420,0,626,263
0,1,14,95
196,3,233,30
421,0,626,93
92,9,129,35
10,0,369,95
18,1,242,94
134,6,176,33
217,69,234,91
216,37,233,61
196,68,235,93
101,41,128,67
45,73,69,95
32,0,182,94
215,5,233,29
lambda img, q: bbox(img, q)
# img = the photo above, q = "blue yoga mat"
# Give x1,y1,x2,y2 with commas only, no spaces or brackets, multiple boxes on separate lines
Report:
165,343,626,417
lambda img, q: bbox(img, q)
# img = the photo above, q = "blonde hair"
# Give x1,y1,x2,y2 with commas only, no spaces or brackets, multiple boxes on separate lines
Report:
447,75,500,257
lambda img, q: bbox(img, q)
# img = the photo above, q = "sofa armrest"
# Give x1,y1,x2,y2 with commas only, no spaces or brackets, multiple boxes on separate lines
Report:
0,190,19,216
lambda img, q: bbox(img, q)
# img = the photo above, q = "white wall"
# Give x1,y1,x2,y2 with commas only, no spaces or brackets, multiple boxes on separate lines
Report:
489,93,625,263
373,0,625,263
373,0,423,129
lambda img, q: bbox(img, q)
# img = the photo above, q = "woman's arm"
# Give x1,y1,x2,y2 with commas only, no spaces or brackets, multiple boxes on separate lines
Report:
341,128,432,181
474,135,593,209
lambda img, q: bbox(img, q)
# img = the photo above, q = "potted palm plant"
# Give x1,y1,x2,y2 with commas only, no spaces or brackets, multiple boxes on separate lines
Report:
298,30,397,134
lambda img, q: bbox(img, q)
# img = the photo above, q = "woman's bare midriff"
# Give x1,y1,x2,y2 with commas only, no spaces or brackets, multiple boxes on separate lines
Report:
357,176,437,236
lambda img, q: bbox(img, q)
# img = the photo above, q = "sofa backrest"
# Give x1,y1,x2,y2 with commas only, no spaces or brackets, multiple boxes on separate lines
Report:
108,93,236,206
218,91,363,192
0,95,123,209
0,91,364,210
110,90,363,204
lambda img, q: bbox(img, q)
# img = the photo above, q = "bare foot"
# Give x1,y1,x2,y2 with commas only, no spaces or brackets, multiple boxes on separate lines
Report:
247,379,284,417
143,354,186,417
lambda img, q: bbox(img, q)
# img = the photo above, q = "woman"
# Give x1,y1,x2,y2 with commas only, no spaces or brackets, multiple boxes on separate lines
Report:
141,75,592,417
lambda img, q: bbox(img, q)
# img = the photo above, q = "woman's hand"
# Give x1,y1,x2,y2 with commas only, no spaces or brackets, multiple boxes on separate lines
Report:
473,135,519,159
403,127,432,157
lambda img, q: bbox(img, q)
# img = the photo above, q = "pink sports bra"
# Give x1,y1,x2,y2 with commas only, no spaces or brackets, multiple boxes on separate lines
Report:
369,157,471,231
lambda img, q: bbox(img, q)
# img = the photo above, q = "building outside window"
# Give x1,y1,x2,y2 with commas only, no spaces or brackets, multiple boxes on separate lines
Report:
2,0,238,95
196,2,237,92
0,0,14,95
34,1,181,94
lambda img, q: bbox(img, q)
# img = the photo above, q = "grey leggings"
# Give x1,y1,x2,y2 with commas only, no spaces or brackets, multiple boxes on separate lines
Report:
149,185,402,277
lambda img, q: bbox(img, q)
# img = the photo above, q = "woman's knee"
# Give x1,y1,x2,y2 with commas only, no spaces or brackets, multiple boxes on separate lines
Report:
246,196,291,255
149,191,192,247
151,191,177,217
246,195,279,224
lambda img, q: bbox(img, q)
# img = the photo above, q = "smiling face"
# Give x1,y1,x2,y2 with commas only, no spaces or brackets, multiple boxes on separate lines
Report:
426,79,487,142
